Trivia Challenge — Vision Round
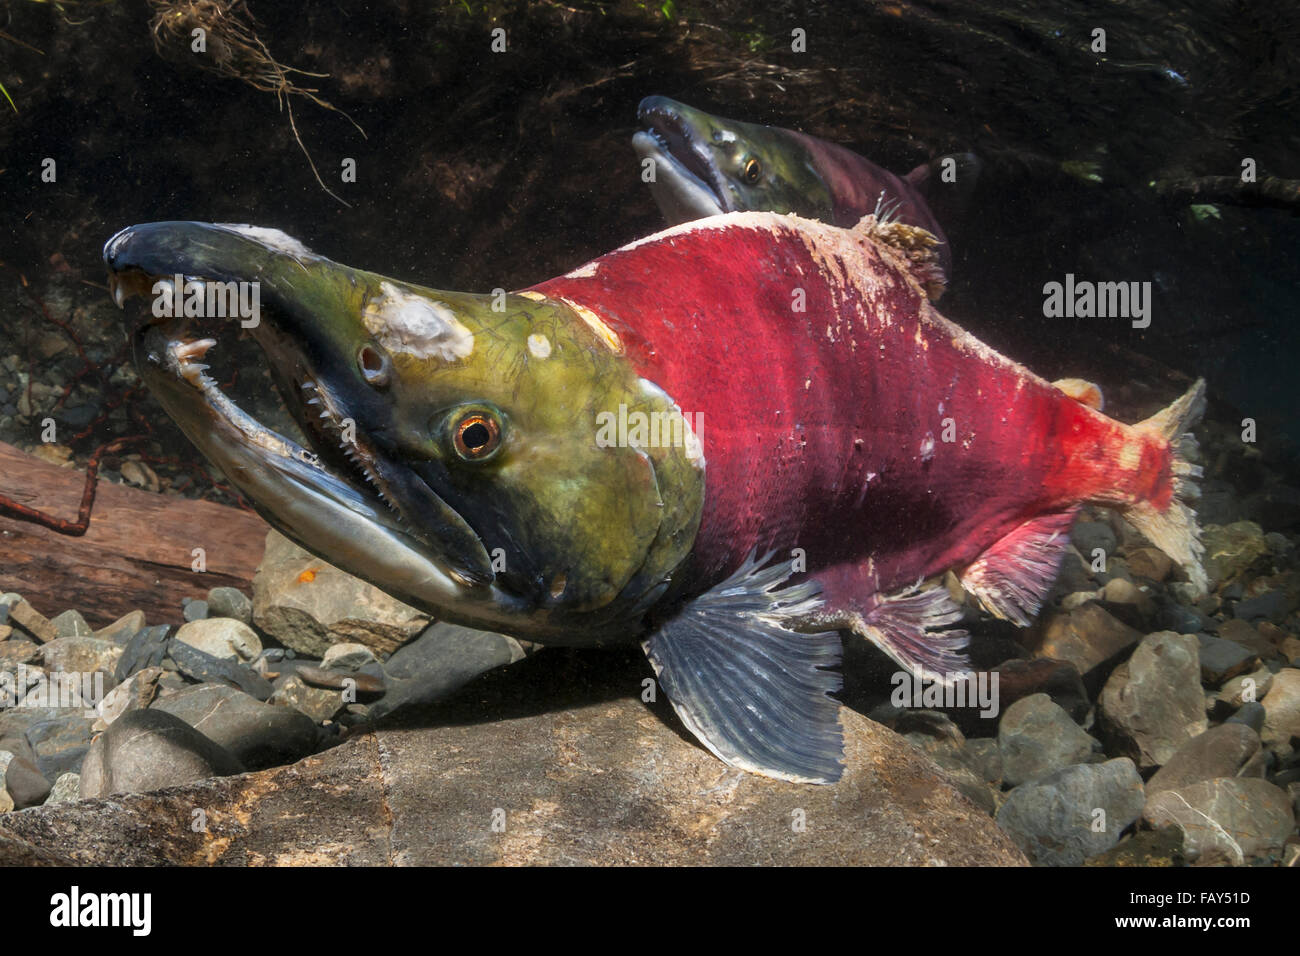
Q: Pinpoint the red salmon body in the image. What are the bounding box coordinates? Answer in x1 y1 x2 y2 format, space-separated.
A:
533 211 1203 674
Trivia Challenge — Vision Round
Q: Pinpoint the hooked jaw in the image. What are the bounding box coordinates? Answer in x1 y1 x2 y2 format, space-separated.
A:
103 222 538 633
634 96 729 223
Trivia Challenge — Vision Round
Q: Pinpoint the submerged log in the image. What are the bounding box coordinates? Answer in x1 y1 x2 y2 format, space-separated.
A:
0 441 267 628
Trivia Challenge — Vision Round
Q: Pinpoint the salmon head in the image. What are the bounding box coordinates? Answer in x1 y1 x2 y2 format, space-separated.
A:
103 222 704 641
633 96 835 224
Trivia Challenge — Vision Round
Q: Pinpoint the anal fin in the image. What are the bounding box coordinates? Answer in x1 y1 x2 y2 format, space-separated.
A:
960 508 1079 626
849 580 971 680
643 554 844 784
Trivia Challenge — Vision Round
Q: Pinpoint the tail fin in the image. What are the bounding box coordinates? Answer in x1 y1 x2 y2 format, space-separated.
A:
1125 379 1208 594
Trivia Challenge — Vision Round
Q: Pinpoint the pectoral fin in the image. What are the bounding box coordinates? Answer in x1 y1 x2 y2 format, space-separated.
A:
643 554 844 784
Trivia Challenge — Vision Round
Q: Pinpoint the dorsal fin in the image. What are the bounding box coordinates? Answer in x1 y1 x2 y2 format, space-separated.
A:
851 214 946 301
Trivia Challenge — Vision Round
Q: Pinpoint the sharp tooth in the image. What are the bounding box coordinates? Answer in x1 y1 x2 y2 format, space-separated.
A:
109 276 126 309
174 338 217 361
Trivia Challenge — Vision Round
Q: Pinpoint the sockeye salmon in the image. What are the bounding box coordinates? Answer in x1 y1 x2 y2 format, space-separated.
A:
633 95 979 287
102 214 1204 783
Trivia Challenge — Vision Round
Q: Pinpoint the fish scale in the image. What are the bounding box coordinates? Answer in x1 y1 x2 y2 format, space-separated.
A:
533 212 1155 602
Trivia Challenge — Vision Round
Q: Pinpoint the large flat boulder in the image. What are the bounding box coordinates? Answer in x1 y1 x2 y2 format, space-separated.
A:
0 650 1025 866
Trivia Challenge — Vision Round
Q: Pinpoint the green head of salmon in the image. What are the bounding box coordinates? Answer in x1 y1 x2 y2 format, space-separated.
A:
633 95 835 224
103 222 704 642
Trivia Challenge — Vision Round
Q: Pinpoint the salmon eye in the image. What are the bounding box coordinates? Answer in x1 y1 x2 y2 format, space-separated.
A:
743 157 762 184
453 413 501 460
357 344 390 388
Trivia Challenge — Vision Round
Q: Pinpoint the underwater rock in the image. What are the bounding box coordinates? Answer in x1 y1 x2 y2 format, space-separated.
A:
79 709 245 799
114 624 171 682
1234 587 1296 624
962 738 1003 787
1070 520 1117 565
1225 701 1267 733
1214 667 1273 713
1125 547 1174 583
0 747 52 809
252 531 430 657
39 636 122 685
45 772 81 806
1260 668 1300 756
26 715 95 781
93 610 146 645
1099 632 1206 770
995 758 1145 866
150 683 320 771
1145 724 1263 801
182 599 209 623
1082 826 1185 866
1196 634 1259 685
7 600 56 644
50 609 92 638
174 617 262 662
166 639 273 700
92 665 165 731
1143 778 1294 865
367 621 531 721
1215 618 1278 661
1203 522 1271 591
1031 603 1142 689
1098 578 1157 628
0 638 40 667
990 657 1090 723
206 587 253 625
268 675 345 724
997 693 1101 787
0 698 1026 866
321 642 378 671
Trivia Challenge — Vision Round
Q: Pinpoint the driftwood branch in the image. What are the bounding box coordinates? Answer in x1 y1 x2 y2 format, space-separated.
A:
0 441 268 627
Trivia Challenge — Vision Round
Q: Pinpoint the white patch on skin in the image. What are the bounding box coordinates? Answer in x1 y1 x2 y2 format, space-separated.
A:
920 433 936 461
682 415 705 470
216 224 313 260
363 282 474 361
518 290 547 301
717 130 736 143
636 378 706 471
557 296 623 354
527 333 552 359
563 261 600 279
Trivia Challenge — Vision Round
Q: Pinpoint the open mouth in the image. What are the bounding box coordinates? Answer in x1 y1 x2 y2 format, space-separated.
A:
103 222 500 611
634 99 728 218
108 266 406 538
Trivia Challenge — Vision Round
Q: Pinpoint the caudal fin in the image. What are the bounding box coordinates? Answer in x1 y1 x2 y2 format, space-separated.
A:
1124 379 1207 594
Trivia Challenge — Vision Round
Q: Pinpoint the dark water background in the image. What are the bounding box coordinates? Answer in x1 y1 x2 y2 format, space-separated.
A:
1 0 1297 478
